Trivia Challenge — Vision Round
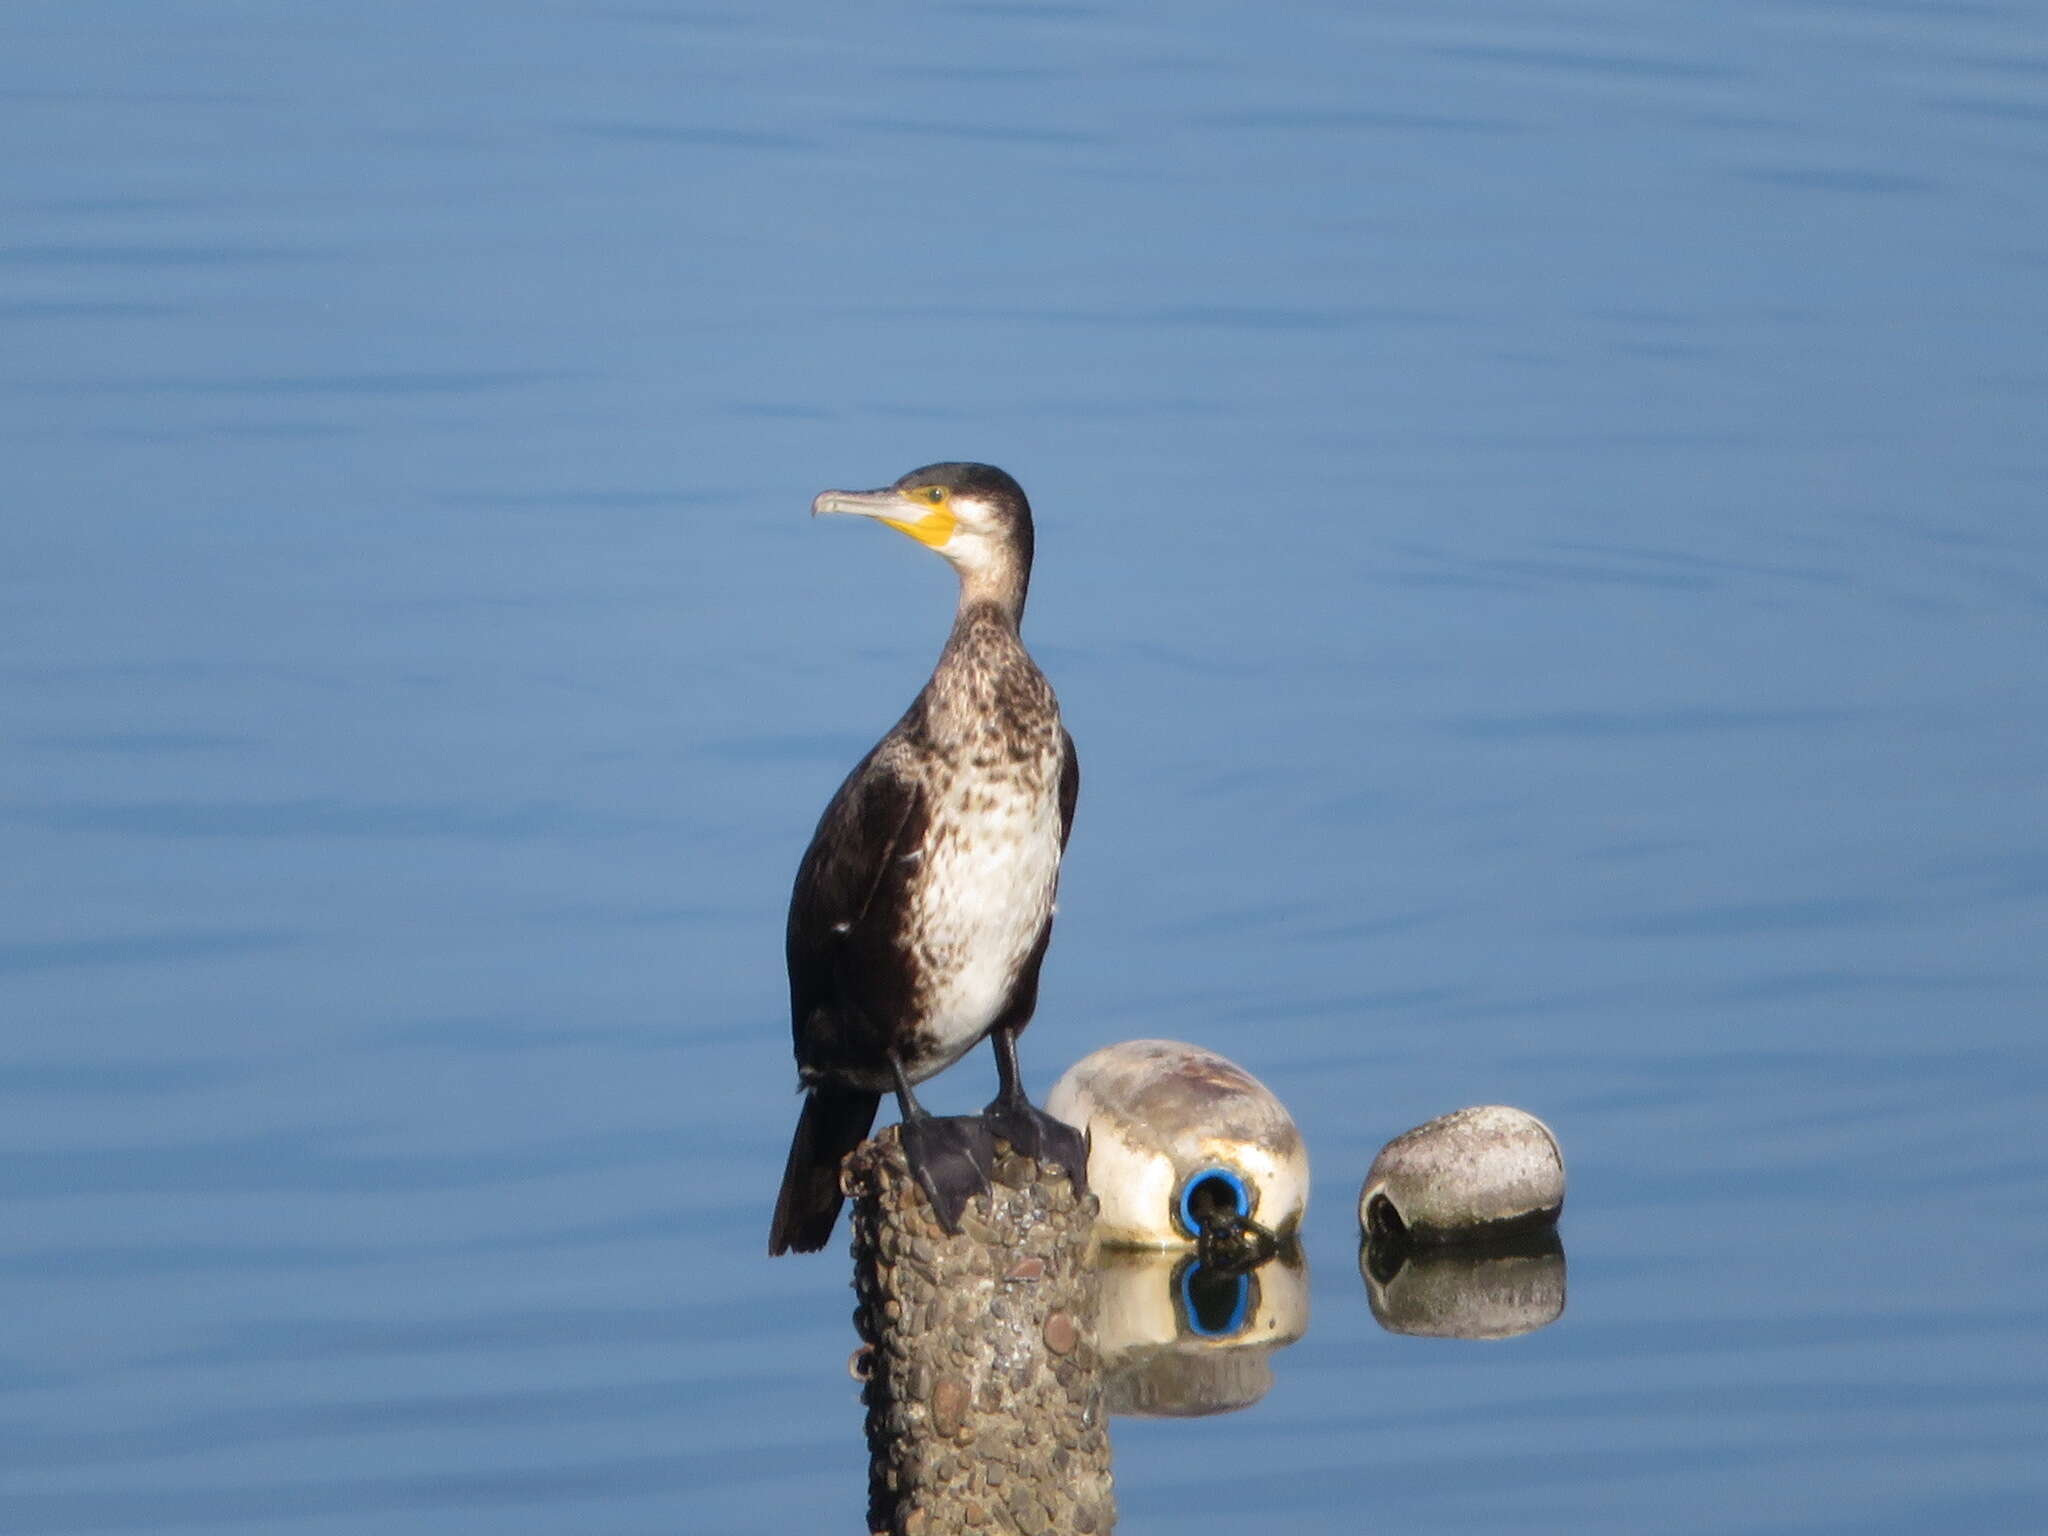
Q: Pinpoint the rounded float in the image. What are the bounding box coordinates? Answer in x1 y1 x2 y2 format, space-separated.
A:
1358 1104 1565 1245
1046 1039 1309 1250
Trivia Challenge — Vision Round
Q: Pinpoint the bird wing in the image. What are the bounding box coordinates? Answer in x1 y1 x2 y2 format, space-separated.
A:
1057 726 1079 852
785 746 928 1043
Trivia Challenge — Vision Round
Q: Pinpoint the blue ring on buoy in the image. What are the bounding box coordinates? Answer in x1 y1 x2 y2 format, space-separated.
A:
1175 1256 1255 1338
1176 1165 1252 1241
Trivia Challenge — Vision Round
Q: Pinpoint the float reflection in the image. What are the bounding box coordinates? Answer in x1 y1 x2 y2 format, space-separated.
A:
1359 1228 1566 1341
1097 1245 1310 1417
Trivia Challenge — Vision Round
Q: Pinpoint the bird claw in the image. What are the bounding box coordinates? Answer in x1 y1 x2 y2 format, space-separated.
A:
899 1113 995 1234
982 1098 1090 1195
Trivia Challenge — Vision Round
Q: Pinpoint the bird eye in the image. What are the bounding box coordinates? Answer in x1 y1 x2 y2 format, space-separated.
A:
922 487 946 505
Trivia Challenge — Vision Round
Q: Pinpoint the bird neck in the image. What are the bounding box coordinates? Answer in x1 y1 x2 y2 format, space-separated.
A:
917 549 1047 748
952 548 1029 628
924 585 1048 746
940 594 1025 669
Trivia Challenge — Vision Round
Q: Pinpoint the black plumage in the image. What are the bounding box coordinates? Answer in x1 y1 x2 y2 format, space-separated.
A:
769 463 1084 1256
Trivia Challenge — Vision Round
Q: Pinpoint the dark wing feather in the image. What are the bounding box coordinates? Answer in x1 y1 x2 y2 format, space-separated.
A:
768 1084 880 1255
1056 727 1079 851
785 744 927 1068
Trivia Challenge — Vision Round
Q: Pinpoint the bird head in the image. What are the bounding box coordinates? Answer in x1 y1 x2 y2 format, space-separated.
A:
811 463 1034 594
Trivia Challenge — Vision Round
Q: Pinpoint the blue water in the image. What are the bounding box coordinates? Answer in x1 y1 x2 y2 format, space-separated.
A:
5 2 2046 1531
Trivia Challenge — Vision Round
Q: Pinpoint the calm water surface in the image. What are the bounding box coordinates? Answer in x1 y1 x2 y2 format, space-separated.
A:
5 3 2046 1532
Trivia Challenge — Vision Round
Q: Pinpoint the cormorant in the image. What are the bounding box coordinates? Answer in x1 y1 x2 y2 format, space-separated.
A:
768 462 1085 1256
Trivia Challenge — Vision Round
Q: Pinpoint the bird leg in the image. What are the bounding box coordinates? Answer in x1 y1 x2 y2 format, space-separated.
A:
891 1055 993 1235
981 1026 1089 1193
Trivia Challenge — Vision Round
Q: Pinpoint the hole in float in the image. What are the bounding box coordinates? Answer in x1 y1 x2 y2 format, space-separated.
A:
1177 1166 1253 1241
1364 1192 1408 1243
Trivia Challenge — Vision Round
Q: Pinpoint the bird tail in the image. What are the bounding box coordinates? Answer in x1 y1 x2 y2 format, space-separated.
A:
768 1087 882 1255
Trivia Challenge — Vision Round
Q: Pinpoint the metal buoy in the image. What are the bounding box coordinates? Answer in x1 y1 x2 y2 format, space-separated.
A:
1047 1039 1309 1252
1358 1105 1564 1245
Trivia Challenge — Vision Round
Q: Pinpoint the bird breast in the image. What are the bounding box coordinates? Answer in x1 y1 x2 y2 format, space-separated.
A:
902 761 1064 1072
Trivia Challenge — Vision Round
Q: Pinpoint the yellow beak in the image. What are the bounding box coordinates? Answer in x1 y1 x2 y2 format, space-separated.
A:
811 488 956 549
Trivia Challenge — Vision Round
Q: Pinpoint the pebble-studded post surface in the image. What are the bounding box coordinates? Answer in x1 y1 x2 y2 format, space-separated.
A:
846 1125 1115 1536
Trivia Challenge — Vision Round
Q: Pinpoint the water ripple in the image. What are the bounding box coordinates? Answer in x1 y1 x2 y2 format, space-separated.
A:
0 1443 841 1533
3 799 646 841
1440 706 1858 740
0 931 298 975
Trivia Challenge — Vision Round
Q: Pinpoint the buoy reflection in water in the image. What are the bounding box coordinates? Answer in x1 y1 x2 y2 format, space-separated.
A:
1095 1246 1310 1418
1359 1228 1566 1341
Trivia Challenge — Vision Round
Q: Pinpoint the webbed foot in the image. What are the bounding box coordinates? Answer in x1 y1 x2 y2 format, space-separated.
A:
982 1095 1090 1195
898 1112 995 1234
